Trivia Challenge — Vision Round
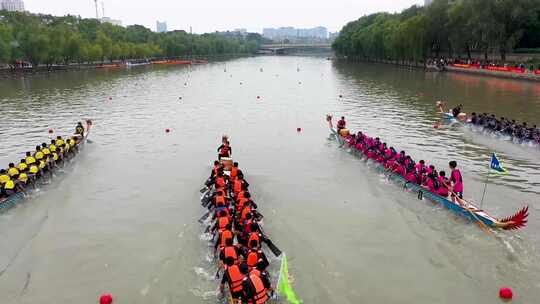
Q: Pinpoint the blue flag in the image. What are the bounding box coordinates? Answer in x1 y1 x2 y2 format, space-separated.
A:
490 153 507 173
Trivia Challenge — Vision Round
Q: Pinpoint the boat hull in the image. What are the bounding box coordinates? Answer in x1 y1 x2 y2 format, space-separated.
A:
0 136 87 213
331 128 509 229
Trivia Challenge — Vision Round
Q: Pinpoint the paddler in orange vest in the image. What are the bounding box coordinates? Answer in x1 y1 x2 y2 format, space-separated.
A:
211 190 230 208
232 173 249 195
220 258 248 302
212 209 232 234
230 162 240 180
214 171 229 191
217 141 231 160
214 223 234 255
244 239 269 271
242 267 271 304
219 237 241 265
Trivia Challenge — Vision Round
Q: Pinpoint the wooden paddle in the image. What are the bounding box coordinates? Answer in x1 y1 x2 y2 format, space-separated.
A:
450 191 493 236
198 211 211 223
258 226 282 257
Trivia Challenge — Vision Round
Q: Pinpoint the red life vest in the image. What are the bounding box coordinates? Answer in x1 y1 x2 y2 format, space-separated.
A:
248 274 269 304
226 264 244 293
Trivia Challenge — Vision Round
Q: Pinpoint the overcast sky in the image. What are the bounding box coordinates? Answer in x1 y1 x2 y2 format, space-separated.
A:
25 0 424 33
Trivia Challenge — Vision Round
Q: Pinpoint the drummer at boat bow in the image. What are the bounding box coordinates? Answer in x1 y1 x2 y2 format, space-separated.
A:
218 141 232 160
337 116 346 131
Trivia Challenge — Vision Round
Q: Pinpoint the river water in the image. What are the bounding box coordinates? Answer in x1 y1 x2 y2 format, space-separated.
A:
1 57 539 303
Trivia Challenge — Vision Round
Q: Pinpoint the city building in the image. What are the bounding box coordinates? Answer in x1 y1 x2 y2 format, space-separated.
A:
156 21 167 33
0 0 25 12
262 26 328 40
329 31 340 41
101 17 122 26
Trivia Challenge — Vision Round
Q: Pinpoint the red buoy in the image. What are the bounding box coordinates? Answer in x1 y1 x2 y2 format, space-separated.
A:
48 129 54 134
257 96 261 99
433 124 439 129
108 97 112 100
165 128 171 133
297 128 302 132
99 294 113 304
499 288 513 300
339 95 343 98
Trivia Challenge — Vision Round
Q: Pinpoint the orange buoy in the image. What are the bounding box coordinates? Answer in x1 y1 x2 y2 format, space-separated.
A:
48 129 54 134
499 288 513 300
99 294 113 304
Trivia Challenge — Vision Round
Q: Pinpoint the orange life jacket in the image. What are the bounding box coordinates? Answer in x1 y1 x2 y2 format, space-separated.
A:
223 246 238 263
248 232 261 248
220 230 233 248
248 274 269 304
241 206 252 222
218 216 230 231
226 265 244 293
250 269 261 278
216 177 226 188
233 180 243 193
247 249 260 268
231 167 238 179
236 198 249 212
216 195 226 206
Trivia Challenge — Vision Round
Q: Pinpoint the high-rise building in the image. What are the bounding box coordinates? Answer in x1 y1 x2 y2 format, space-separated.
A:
0 0 25 12
156 21 167 33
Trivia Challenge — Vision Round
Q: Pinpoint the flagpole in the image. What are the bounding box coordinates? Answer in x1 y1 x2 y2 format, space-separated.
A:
480 168 490 209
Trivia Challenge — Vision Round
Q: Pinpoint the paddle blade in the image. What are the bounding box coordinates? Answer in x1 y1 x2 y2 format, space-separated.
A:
199 187 208 193
205 225 211 234
198 211 210 223
278 254 301 304
263 238 282 257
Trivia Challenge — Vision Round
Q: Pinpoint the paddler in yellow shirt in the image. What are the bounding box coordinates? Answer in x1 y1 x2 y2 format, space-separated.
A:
8 163 19 177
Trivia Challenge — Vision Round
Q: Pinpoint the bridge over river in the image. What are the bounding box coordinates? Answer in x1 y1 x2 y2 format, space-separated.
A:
258 43 333 55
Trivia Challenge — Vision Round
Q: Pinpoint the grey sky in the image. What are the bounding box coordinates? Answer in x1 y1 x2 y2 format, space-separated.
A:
25 0 423 33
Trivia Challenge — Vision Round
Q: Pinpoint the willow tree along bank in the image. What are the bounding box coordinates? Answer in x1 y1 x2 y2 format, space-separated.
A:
332 0 540 62
0 11 266 67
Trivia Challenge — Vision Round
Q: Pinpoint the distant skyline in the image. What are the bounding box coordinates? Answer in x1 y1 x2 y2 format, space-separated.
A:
23 0 424 33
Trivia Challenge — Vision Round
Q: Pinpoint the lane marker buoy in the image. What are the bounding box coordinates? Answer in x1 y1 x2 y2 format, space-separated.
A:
99 294 113 304
499 287 513 300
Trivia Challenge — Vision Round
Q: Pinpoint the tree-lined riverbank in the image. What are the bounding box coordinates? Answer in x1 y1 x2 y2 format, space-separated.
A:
0 11 266 68
333 0 540 62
